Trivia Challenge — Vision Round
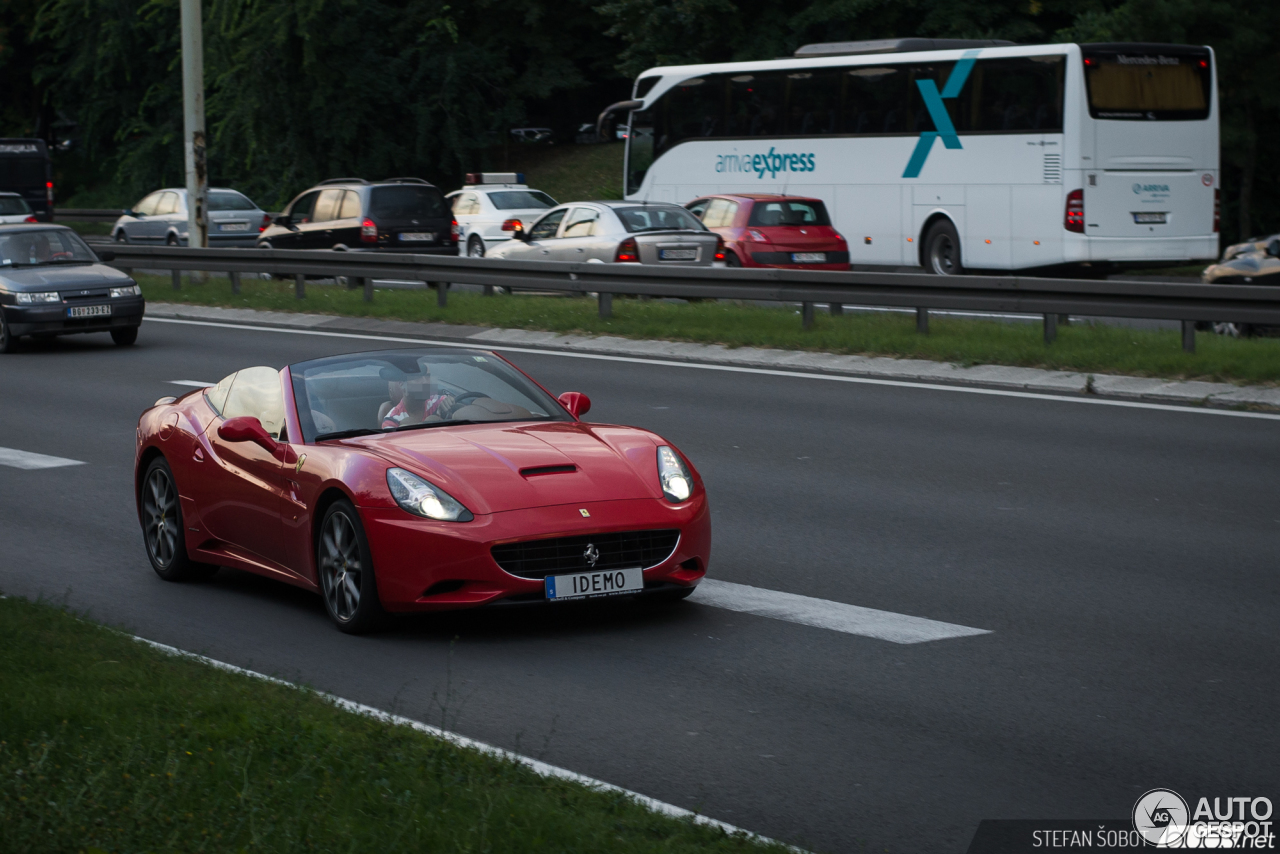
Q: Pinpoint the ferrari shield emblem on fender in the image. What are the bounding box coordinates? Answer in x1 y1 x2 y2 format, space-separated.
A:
294 454 307 474
579 508 590 517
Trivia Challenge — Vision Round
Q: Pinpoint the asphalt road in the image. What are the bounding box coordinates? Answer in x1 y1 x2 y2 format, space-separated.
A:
1 320 1276 853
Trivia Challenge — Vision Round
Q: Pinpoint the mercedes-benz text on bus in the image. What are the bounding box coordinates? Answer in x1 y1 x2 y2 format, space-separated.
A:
612 39 1218 274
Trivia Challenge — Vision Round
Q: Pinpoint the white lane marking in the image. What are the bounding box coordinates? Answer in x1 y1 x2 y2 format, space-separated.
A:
144 316 1280 422
0 447 86 470
694 579 991 644
132 636 802 852
169 379 214 387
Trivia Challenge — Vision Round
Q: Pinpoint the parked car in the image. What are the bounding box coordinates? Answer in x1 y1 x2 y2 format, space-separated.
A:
1198 235 1280 337
0 224 144 353
112 188 269 246
510 127 553 144
259 178 457 254
0 191 38 224
447 173 558 258
684 194 849 270
486 201 723 265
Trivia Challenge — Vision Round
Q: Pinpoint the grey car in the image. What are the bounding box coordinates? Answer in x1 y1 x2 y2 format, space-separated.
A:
485 201 722 265
0 224 144 353
111 187 268 247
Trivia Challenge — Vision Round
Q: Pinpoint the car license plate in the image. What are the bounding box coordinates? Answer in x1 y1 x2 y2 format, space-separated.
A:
659 248 697 261
545 567 643 601
399 232 435 242
791 252 827 263
1132 212 1167 224
219 222 250 232
67 305 110 319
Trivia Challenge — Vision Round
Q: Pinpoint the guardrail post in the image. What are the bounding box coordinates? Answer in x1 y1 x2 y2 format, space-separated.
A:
599 292 613 319
1181 321 1196 354
171 269 181 291
229 271 240 295
802 302 815 330
362 277 373 303
1043 312 1057 344
830 303 843 316
916 307 928 334
294 273 305 299
435 282 447 308
1058 313 1070 326
484 285 494 297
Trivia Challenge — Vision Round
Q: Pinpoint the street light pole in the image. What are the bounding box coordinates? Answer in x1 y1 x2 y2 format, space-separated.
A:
180 0 207 249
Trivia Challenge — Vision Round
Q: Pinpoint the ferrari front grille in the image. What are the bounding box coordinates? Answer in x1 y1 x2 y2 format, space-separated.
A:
491 529 680 579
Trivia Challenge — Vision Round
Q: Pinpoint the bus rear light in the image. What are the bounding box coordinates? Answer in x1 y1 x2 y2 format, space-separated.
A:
451 218 460 242
361 218 378 243
713 235 726 262
1213 189 1220 232
501 219 522 232
1064 189 1085 233
615 237 639 262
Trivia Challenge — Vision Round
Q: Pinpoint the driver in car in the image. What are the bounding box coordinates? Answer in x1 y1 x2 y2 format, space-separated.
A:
381 369 456 429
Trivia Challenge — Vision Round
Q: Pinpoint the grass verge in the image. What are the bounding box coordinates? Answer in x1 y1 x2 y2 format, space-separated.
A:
0 594 785 853
501 142 625 202
137 273 1280 385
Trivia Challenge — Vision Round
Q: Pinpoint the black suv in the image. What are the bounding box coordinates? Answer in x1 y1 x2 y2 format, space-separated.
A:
259 178 458 253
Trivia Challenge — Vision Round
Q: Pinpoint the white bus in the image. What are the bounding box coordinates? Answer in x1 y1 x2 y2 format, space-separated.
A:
607 38 1218 274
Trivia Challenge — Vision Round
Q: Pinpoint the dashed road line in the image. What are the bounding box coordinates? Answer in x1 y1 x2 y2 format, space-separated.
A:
0 447 86 470
694 579 991 644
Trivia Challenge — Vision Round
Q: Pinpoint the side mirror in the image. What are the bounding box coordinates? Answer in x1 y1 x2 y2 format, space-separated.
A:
96 249 115 262
130 211 144 219
1268 238 1280 258
513 227 531 242
273 214 292 227
558 392 591 418
218 416 280 453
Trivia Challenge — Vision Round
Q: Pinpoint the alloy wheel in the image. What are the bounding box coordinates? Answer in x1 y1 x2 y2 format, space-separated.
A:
929 234 958 275
143 467 179 567
320 510 362 622
468 238 485 258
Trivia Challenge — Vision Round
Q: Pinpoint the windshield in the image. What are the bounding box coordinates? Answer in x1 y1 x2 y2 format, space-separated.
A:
0 229 97 267
369 186 447 220
208 190 257 211
289 349 571 443
615 205 706 233
488 190 557 211
748 199 831 227
0 196 32 215
1083 49 1212 120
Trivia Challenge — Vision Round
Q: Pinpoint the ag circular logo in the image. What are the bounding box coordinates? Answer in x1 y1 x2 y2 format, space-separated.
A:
1132 182 1143 194
1133 788 1189 846
1202 173 1214 186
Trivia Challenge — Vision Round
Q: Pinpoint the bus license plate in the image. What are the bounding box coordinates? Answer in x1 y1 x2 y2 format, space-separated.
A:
219 222 250 231
399 232 435 242
792 252 826 263
659 248 697 260
67 305 111 319
1132 212 1166 224
545 567 643 601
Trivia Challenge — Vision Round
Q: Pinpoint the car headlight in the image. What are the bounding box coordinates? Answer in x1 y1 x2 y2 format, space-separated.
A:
15 291 60 304
386 467 473 522
110 284 142 298
656 445 693 502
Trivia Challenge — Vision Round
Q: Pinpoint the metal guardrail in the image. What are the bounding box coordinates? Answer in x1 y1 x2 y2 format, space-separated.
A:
104 244 1271 353
55 208 126 222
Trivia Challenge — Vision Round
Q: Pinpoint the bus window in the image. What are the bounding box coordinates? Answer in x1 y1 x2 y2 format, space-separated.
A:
626 118 654 196
960 57 1065 132
666 77 722 144
785 71 842 135
841 67 909 134
1083 50 1211 120
726 73 785 136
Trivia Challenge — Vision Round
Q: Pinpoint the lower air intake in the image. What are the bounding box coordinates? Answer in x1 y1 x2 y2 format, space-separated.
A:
492 529 681 579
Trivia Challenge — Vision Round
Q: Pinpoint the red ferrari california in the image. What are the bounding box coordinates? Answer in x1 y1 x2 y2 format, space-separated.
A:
135 348 710 632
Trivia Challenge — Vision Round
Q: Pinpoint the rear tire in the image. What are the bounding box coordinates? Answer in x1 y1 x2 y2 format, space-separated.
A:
115 230 129 244
317 499 387 634
723 251 741 267
467 236 486 258
923 220 963 275
166 233 179 247
141 457 218 582
111 326 139 346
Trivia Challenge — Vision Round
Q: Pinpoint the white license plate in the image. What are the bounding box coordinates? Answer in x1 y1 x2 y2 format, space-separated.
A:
545 567 643 601
659 248 697 261
219 222 250 232
399 232 435 242
67 305 111 318
1133 212 1167 224
791 252 826 263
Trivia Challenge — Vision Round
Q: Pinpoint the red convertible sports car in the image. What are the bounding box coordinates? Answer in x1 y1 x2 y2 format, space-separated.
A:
135 348 710 632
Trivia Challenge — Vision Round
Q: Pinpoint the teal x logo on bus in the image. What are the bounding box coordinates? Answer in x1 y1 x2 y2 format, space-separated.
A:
903 50 981 179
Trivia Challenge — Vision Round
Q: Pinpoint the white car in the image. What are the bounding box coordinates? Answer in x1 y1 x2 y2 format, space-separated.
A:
0 192 36 224
111 187 269 247
447 174 558 258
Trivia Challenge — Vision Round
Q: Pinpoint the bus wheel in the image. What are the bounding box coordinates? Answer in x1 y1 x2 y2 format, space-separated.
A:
924 220 963 275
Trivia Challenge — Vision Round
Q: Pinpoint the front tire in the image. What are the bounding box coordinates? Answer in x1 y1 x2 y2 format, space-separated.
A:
723 250 741 267
467 236 486 258
0 311 18 354
111 326 139 346
923 220 963 275
317 499 387 633
142 457 217 582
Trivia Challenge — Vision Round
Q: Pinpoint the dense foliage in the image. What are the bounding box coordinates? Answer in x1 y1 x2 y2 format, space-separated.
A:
0 0 1276 239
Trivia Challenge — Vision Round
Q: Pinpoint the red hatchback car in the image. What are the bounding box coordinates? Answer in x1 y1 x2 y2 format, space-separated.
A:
135 348 710 633
685 194 849 271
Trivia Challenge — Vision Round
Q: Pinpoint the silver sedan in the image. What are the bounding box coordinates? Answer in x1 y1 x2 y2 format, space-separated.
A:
112 187 269 247
485 201 723 265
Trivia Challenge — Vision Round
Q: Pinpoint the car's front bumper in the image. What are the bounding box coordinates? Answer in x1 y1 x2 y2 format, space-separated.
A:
2 296 145 336
360 495 711 612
